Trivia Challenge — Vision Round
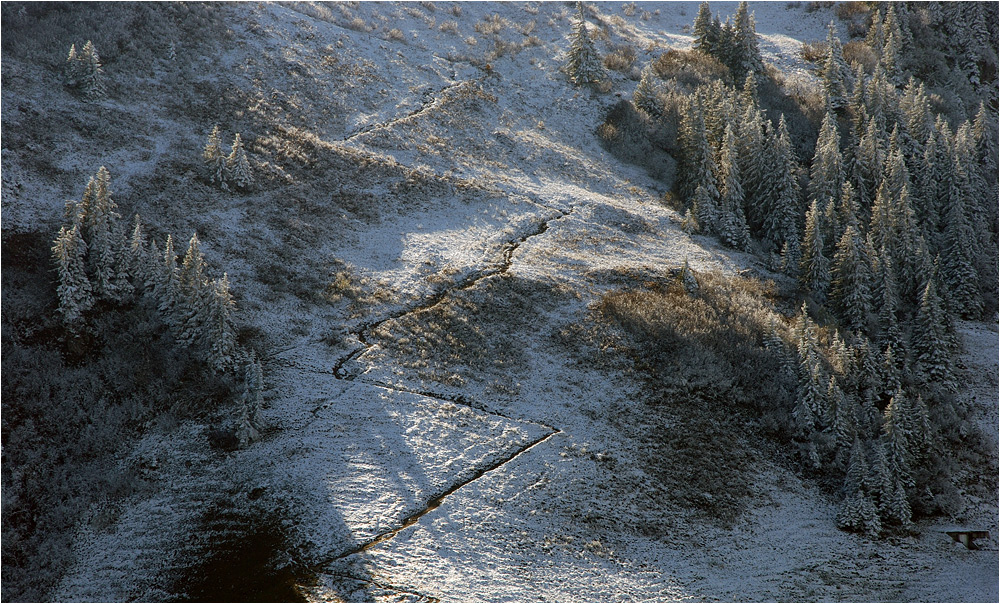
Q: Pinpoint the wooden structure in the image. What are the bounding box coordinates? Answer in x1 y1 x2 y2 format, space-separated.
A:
945 530 989 550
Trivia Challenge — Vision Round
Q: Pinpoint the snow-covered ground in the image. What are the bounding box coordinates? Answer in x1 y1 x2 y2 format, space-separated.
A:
4 1 996 601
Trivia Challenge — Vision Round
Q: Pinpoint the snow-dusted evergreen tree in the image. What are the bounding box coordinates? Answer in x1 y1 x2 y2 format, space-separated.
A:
716 124 751 250
763 114 802 260
64 43 84 85
736 94 767 232
793 306 830 436
225 133 254 190
127 214 151 293
236 354 264 446
52 224 94 327
831 224 870 332
837 437 882 537
829 376 856 455
155 234 182 324
873 246 902 357
852 117 884 212
176 233 209 347
913 272 955 390
678 97 721 227
692 1 718 55
77 40 106 101
633 65 662 117
880 388 914 527
203 125 228 189
82 166 131 302
691 182 718 235
799 200 829 301
566 2 605 85
809 110 844 214
941 162 982 319
206 273 238 372
730 1 762 81
820 21 849 110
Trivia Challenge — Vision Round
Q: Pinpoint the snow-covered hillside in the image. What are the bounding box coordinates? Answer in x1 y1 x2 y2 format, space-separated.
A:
2 2 997 601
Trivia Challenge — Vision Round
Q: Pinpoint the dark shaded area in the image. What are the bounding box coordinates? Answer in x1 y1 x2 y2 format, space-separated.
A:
172 501 314 603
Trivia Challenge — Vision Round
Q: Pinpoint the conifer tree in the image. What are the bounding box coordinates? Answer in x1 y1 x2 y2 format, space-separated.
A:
52 224 94 327
225 133 254 190
941 163 982 318
203 125 228 188
799 200 829 300
809 110 844 215
837 437 882 537
831 225 871 332
692 2 718 55
65 43 84 85
913 272 955 390
736 100 766 233
716 124 751 250
176 233 208 346
691 183 718 235
882 388 914 489
206 273 238 372
852 116 884 212
678 98 719 210
236 354 264 446
78 40 106 101
764 114 802 257
820 22 849 110
633 65 662 117
730 1 762 81
155 234 182 324
566 2 605 85
127 214 150 292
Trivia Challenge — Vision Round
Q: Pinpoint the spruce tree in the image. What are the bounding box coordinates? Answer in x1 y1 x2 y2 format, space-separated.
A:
837 437 882 537
206 273 238 372
236 355 264 446
225 133 254 190
566 2 605 85
809 110 844 216
203 125 228 188
731 1 762 81
941 162 983 318
736 100 766 233
633 65 662 117
831 224 871 332
155 234 182 324
799 199 829 301
913 272 955 390
882 388 914 489
765 115 802 258
820 22 849 110
52 224 94 327
716 124 751 250
78 40 106 101
691 183 719 235
692 1 717 55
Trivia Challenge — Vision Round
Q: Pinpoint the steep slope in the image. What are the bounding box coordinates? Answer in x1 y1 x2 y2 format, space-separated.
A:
2 2 996 602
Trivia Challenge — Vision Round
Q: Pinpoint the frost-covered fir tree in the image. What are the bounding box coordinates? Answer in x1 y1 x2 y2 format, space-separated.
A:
225 133 254 190
692 1 718 55
633 65 662 117
203 125 228 189
77 40 106 101
799 200 829 301
941 160 982 318
831 225 871 332
83 167 130 302
127 214 151 293
736 98 767 232
206 273 238 372
690 183 718 235
155 234 182 325
566 2 605 85
837 437 882 537
809 110 844 214
64 43 84 85
820 21 849 110
678 98 719 208
730 2 762 81
52 224 94 327
764 115 801 260
913 272 955 391
236 354 264 446
176 233 209 347
716 124 751 250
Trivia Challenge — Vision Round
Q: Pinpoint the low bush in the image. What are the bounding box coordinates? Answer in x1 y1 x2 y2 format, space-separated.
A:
652 49 731 89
